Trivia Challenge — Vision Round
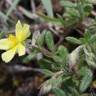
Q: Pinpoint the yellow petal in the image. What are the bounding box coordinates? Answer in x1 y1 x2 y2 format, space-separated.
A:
17 43 26 56
1 47 17 63
8 34 16 42
16 20 30 42
0 39 12 50
16 20 23 41
8 34 17 48
22 24 30 40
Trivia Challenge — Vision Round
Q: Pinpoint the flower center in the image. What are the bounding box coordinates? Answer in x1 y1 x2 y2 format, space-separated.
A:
8 34 17 48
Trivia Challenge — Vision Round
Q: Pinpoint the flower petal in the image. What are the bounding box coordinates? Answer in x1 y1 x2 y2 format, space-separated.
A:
16 20 30 42
16 20 23 41
8 34 17 48
22 24 30 40
17 43 26 56
0 39 12 50
1 47 17 63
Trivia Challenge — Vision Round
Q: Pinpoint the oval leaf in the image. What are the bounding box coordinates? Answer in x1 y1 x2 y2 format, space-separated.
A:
66 37 81 44
45 31 55 51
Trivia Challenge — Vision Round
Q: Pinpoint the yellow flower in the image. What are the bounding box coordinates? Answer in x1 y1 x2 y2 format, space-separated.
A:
0 20 30 63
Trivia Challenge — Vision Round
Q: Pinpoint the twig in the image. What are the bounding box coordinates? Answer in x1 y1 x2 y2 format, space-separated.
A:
18 6 38 19
31 0 36 13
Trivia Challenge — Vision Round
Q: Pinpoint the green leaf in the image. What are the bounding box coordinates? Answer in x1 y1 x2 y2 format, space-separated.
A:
39 59 54 70
79 38 87 44
52 55 63 63
66 37 81 44
52 88 66 96
37 31 45 47
41 69 53 77
84 4 93 13
81 94 90 96
56 45 68 63
83 32 91 42
77 1 85 20
51 76 63 87
23 50 37 63
60 0 76 8
45 31 55 51
69 87 80 96
89 34 96 43
57 45 68 57
37 13 63 25
79 67 93 92
41 0 53 17
83 46 96 68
